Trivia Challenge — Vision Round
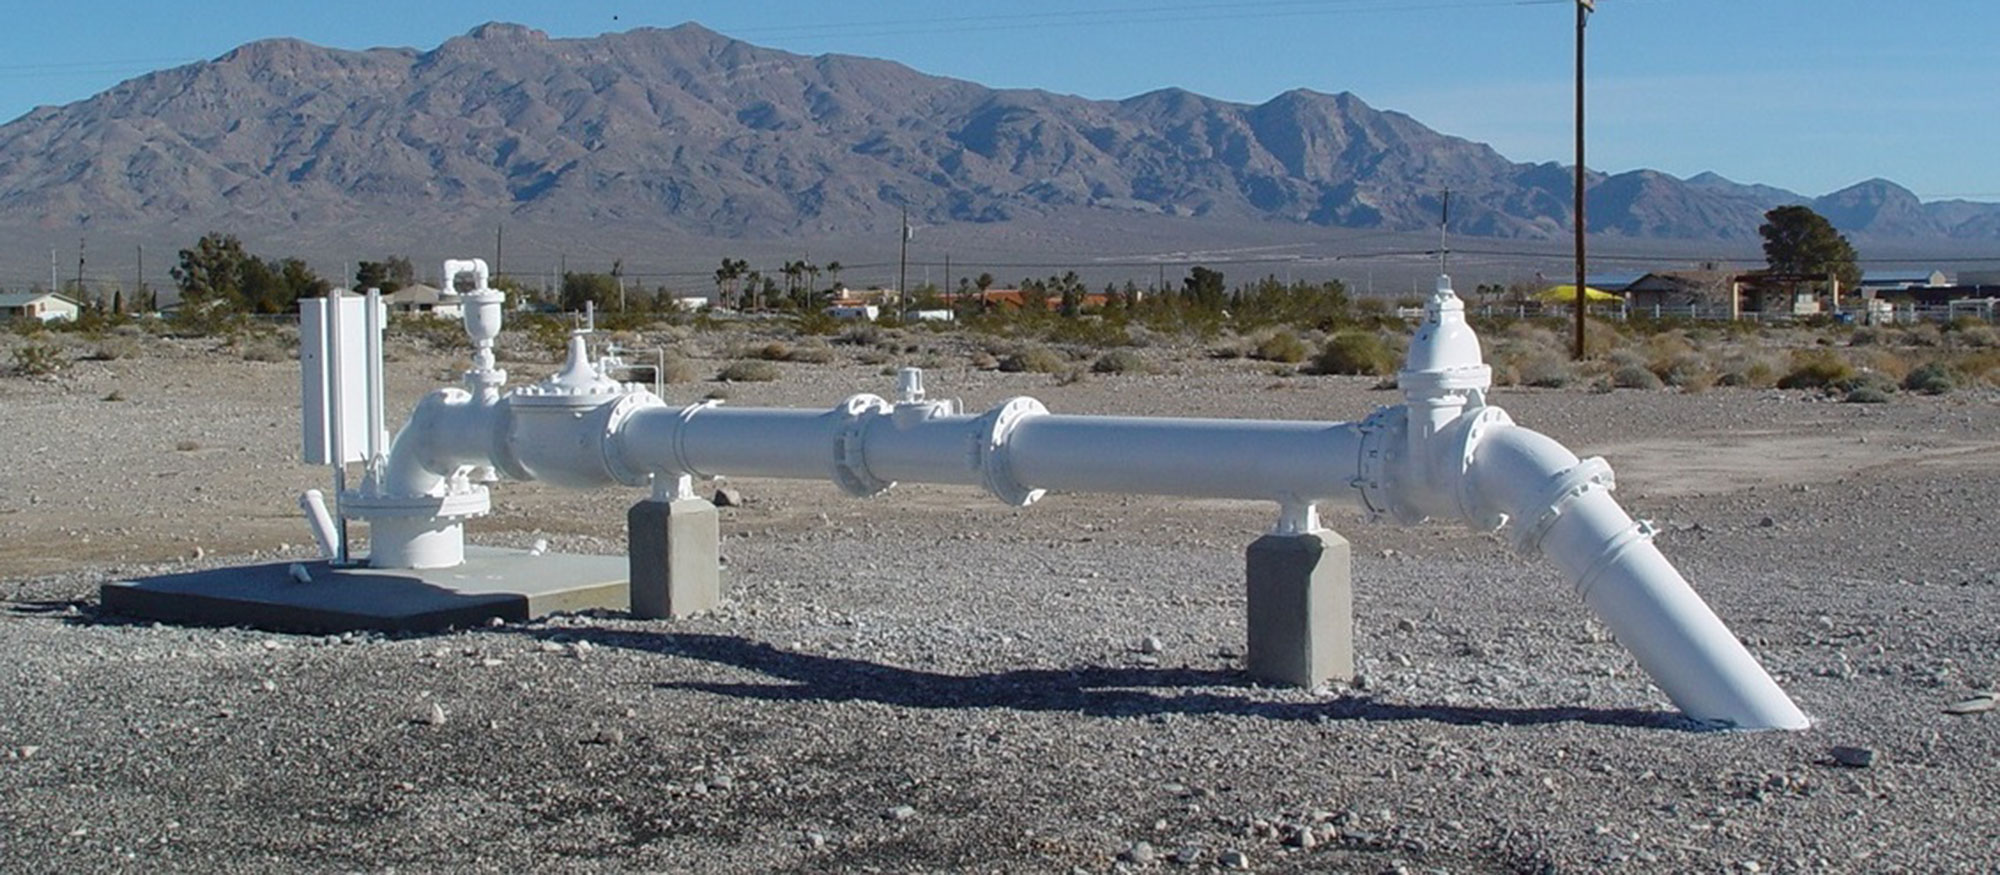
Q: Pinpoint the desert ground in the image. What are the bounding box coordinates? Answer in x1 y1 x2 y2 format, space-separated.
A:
1 323 1997 872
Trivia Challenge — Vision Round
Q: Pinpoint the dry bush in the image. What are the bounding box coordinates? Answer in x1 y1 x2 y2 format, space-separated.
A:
1517 354 1576 388
1952 351 2000 387
1855 348 1913 382
1657 352 1715 392
756 341 792 361
1611 363 1664 390
1777 350 1855 390
1313 331 1398 376
1091 349 1155 375
785 341 837 364
1902 361 1956 395
998 345 1067 374
1251 328 1310 364
660 356 700 384
716 360 781 382
1717 351 1784 388
968 350 1000 370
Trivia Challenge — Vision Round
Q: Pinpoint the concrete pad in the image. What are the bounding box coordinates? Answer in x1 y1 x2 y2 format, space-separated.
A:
1245 529 1354 688
628 497 721 619
99 547 628 633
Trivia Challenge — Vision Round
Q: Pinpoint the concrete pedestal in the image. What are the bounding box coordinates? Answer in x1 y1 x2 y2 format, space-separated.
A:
1245 529 1353 688
628 497 721 619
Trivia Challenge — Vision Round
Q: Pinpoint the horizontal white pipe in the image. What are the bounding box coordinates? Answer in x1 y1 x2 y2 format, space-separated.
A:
620 406 837 482
1007 415 1364 503
1469 425 1810 730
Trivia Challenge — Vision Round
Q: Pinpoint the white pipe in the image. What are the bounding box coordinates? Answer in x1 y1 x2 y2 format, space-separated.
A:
342 264 1810 728
299 489 338 558
1466 425 1810 729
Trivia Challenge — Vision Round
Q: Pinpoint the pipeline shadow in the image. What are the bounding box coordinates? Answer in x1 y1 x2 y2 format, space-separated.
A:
516 626 1704 731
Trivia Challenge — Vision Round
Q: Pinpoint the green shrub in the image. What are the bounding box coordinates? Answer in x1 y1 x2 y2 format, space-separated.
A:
1901 361 1955 395
10 342 65 376
716 360 781 382
1656 352 1714 391
1836 370 1897 400
1314 331 1396 376
1090 349 1153 374
1776 350 1855 390
1252 329 1310 364
1844 384 1892 404
998 346 1067 374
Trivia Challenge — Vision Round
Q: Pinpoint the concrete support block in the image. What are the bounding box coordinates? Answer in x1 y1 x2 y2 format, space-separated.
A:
1245 529 1353 688
628 497 721 619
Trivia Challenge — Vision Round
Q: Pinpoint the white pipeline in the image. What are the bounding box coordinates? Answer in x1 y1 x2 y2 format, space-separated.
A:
338 268 1809 730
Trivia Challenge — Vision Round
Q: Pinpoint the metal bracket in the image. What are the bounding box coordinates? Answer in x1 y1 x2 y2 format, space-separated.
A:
831 394 895 497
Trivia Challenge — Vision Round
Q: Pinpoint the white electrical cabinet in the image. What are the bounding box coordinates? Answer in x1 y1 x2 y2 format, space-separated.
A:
300 294 384 465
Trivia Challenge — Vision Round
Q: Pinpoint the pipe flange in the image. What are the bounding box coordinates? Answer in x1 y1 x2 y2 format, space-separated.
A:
599 391 666 487
1572 518 1658 601
973 397 1047 507
1450 406 1516 531
341 485 491 522
1354 405 1410 523
1509 456 1616 555
831 394 895 497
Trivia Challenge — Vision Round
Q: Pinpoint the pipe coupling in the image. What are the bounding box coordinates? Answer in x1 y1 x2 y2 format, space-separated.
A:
831 394 895 497
971 397 1047 507
1503 456 1616 555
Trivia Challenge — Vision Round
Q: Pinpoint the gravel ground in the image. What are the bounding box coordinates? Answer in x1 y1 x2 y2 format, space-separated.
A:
2 329 1998 872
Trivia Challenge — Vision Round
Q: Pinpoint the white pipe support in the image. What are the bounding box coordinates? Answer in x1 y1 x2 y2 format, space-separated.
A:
1463 422 1810 730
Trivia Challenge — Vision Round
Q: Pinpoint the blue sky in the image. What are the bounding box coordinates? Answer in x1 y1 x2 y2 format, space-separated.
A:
6 0 1997 201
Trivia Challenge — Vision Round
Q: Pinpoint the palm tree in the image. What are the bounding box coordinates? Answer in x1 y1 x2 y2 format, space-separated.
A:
825 261 843 293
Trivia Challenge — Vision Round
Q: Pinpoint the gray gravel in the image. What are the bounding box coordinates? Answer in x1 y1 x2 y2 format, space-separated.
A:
2 331 1998 872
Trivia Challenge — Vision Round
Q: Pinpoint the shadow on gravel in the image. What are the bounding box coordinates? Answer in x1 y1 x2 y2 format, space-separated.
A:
523 627 1702 731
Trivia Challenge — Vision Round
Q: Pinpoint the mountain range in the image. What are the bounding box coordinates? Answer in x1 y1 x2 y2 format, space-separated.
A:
1 21 1995 259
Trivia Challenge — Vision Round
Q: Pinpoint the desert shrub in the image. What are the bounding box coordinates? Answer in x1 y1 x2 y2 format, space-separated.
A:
87 336 141 361
1208 335 1251 360
1090 349 1153 374
1836 370 1897 399
1950 323 1999 348
1611 363 1664 390
969 351 1000 370
757 341 792 361
1904 323 1943 347
857 349 895 366
1848 326 1883 346
1902 361 1956 395
785 341 837 364
660 356 700 384
1717 352 1781 388
10 342 65 376
998 346 1067 374
1314 331 1396 376
1657 352 1714 391
835 322 882 346
1252 329 1310 364
1951 351 2000 387
1053 368 1089 386
1776 350 1855 390
716 360 781 382
1518 354 1576 388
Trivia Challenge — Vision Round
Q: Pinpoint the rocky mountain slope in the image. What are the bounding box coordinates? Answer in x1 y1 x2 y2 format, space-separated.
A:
1 21 1994 243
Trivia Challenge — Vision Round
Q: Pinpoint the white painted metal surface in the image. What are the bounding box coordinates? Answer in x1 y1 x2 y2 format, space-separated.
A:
327 262 1810 729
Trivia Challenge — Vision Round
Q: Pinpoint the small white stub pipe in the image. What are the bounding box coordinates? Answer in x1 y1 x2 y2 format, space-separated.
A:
328 263 1811 729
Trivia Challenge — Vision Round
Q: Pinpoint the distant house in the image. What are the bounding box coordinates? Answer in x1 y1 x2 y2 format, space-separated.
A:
1623 270 1733 311
1859 270 1949 296
384 283 462 319
0 292 81 323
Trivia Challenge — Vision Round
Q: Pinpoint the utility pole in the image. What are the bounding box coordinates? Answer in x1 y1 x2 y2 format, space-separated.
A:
897 207 910 303
494 224 504 277
76 236 87 298
1573 0 1594 361
135 245 144 312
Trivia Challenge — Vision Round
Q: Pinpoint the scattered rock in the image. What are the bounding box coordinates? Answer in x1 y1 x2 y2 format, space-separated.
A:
1121 841 1156 864
1171 845 1204 865
1828 746 1875 768
886 805 916 821
1219 849 1251 870
1138 635 1164 655
1758 516 1776 528
1943 693 1998 715
421 702 447 727
713 487 744 507
591 727 625 745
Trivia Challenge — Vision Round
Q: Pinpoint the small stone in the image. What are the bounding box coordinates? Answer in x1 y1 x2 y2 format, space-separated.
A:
260 679 277 692
1219 849 1251 870
886 805 916 821
1121 841 1156 864
1172 845 1204 865
1943 693 1998 715
805 831 827 850
1828 746 1874 768
16 745 41 760
1139 635 1164 655
1395 618 1417 634
486 616 506 628
1287 827 1317 850
710 774 734 790
1758 516 1776 528
423 702 447 726
713 487 744 507
592 727 624 745
569 640 594 658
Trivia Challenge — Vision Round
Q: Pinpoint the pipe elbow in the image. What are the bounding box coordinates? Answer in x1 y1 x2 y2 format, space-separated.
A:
1464 423 1615 555
381 387 503 497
